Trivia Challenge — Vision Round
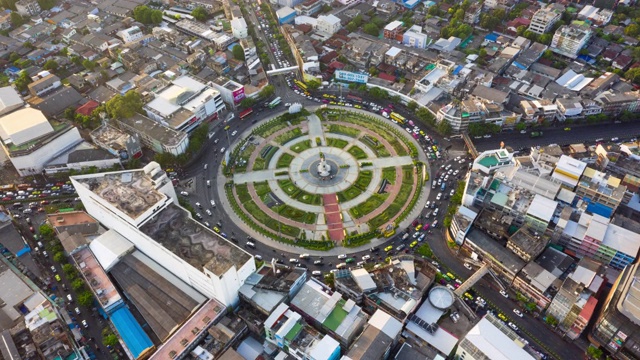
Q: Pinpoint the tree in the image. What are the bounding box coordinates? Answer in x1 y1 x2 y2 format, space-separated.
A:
363 23 379 36
625 24 640 37
10 12 24 27
232 45 245 61
545 315 559 327
62 264 75 274
307 80 320 90
437 120 453 135
133 5 163 24
587 346 603 360
53 252 66 263
515 122 527 131
71 278 85 291
239 97 256 109
77 290 94 307
82 59 96 71
103 334 119 347
191 7 208 21
258 84 275 99
625 67 640 84
542 49 553 60
43 59 58 71
39 224 55 240
105 91 143 119
407 101 418 111
539 33 553 45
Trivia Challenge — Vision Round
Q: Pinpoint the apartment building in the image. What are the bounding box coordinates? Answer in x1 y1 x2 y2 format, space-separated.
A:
117 26 143 43
550 23 592 59
383 20 404 40
528 4 564 35
15 0 40 16
316 14 341 36
575 167 626 217
595 91 640 116
455 313 535 360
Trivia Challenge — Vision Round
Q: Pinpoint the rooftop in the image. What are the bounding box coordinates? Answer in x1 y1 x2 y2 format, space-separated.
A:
467 227 526 275
0 86 23 115
140 203 252 276
526 194 558 222
73 169 167 219
462 315 535 360
0 107 52 146
508 227 548 258
72 247 122 311
0 259 35 328
603 222 640 256
118 114 187 147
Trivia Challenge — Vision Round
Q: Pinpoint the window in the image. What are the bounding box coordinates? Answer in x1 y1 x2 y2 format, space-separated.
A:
169 351 177 359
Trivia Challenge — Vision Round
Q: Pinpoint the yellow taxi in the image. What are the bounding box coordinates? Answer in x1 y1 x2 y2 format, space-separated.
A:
410 241 418 248
384 245 393 252
55 274 61 282
213 227 221 233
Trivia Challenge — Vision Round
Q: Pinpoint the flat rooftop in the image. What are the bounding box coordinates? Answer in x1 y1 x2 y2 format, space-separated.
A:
140 204 252 276
71 247 122 311
467 227 526 276
74 170 166 219
47 211 97 228
118 114 187 147
91 125 130 152
0 259 35 328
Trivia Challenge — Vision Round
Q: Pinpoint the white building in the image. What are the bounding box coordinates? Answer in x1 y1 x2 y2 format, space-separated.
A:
70 163 256 306
551 155 587 189
209 77 245 107
528 4 564 35
230 18 248 39
0 86 24 116
316 14 341 36
456 314 535 360
403 25 429 49
144 75 225 133
550 24 592 59
0 108 83 176
117 26 143 43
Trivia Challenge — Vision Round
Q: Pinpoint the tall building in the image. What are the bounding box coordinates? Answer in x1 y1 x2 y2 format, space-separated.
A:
402 25 429 49
15 0 40 16
550 23 592 59
316 14 341 36
575 167 626 217
590 261 640 358
551 155 587 189
70 163 256 306
456 313 535 360
230 18 248 39
528 4 564 35
117 26 143 43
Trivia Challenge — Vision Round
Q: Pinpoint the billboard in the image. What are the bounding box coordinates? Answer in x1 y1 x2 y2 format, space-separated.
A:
232 87 245 104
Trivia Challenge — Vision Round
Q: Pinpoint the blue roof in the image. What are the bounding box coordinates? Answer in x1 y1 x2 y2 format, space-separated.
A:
452 65 463 75
586 202 613 219
484 33 499 42
111 308 153 359
513 61 527 70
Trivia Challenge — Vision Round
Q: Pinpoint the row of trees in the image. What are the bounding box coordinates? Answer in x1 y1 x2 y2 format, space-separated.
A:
132 5 163 25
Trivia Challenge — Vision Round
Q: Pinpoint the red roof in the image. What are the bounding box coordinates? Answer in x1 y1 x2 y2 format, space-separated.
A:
578 296 598 321
378 73 396 82
507 18 531 28
328 61 345 70
76 100 99 116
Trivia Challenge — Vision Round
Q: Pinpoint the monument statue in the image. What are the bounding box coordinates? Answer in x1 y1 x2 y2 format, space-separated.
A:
317 151 331 177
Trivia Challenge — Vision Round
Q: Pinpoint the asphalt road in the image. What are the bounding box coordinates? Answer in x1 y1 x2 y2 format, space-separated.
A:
473 121 640 152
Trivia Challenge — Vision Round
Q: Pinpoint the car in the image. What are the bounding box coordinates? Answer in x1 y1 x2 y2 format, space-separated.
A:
500 290 509 298
450 189 455 196
55 274 61 281
513 309 523 317
415 224 422 231
67 294 73 302
483 134 492 138
195 202 202 208
50 266 56 273
337 254 347 259
418 233 426 241
476 296 485 305
425 201 431 208
180 191 189 196
508 322 519 331
436 193 442 200
520 130 527 134
410 241 418 248
231 130 238 137
204 221 210 227
446 284 456 291
612 137 620 142
220 147 226 153
205 209 212 216
413 231 421 239
210 200 216 207
299 253 310 259
396 244 405 251
369 246 379 252
75 307 81 315
384 245 393 252
207 180 211 187
213 227 220 233
498 313 508 321
43 250 48 257
362 255 371 261
564 127 571 131
314 260 324 265
464 263 472 270
82 320 89 328
289 258 299 263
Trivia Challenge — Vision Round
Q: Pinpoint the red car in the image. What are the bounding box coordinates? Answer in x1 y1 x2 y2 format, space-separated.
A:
29 227 34 233
2 196 11 201
423 223 430 231
55 182 64 186
39 194 47 198
40 200 49 205
412 220 419 227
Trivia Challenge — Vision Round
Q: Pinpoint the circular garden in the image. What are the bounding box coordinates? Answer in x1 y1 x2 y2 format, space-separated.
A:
223 108 427 250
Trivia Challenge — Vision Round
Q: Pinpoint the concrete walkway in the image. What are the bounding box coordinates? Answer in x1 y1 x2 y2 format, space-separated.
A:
307 114 326 146
370 156 414 168
234 170 289 184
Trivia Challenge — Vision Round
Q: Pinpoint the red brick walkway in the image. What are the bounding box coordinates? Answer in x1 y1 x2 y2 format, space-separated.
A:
323 194 344 242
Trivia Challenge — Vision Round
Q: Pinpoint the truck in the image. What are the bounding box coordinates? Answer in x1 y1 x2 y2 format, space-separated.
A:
530 131 543 138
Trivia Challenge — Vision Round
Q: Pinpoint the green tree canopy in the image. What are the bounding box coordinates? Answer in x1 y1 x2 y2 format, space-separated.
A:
191 7 208 21
407 101 418 111
363 23 379 36
37 0 56 10
62 264 75 275
71 278 85 291
103 334 119 347
10 12 24 27
82 59 96 71
39 224 55 240
43 59 58 71
53 252 66 263
239 97 256 109
625 67 640 84
77 290 94 307
625 23 640 37
437 120 453 135
258 84 275 99
105 91 143 119
232 45 245 61
133 5 163 24
307 80 321 90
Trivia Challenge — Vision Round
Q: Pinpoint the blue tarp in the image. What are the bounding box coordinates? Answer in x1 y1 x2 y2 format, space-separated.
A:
513 61 527 70
452 65 463 75
110 308 153 359
484 33 499 42
577 54 596 64
16 245 30 257
586 202 613 218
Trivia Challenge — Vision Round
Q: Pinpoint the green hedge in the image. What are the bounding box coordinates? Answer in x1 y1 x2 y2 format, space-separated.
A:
347 145 368 160
276 153 295 168
343 231 379 248
326 137 349 148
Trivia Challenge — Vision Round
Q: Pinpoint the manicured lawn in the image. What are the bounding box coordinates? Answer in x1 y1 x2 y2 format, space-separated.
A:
274 127 303 145
253 157 265 170
350 194 388 218
235 184 252 203
326 137 349 148
291 139 312 153
382 167 396 184
354 170 373 190
243 200 300 237
347 145 368 160
276 153 295 168
254 181 271 197
278 179 322 205
273 204 317 224
328 124 360 137
361 135 391 157
337 187 363 203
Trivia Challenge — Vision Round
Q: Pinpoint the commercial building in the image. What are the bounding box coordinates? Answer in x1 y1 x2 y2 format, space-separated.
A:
276 7 297 25
15 0 40 16
450 206 478 245
595 91 640 116
463 228 526 283
590 261 640 358
511 261 558 311
383 21 404 40
335 70 369 84
70 163 256 306
316 15 341 36
455 313 535 360
230 18 248 39
402 25 429 49
117 26 143 43
117 113 189 155
239 264 307 315
265 303 341 360
209 77 245 107
344 310 403 360
294 0 322 16
528 4 564 35
144 75 225 133
90 124 142 160
575 167 626 217
0 108 83 176
550 23 592 59
506 226 548 262
0 86 24 116
551 155 587 189
289 278 368 347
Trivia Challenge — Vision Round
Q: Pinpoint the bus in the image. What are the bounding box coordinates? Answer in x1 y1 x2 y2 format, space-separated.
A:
346 94 362 103
294 80 307 92
239 108 253 120
268 97 282 108
390 112 405 124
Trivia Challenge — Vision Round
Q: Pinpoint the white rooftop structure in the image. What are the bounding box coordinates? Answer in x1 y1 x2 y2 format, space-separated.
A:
294 15 317 27
308 335 340 360
570 264 597 286
555 70 594 91
386 47 402 57
0 86 24 116
0 108 52 146
368 309 403 339
384 20 403 31
146 75 208 118
603 223 640 256
461 316 535 360
319 14 340 26
90 229 135 272
552 155 587 188
526 194 558 222
351 268 376 292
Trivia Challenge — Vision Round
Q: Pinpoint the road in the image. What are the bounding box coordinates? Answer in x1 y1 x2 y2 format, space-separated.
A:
473 121 640 152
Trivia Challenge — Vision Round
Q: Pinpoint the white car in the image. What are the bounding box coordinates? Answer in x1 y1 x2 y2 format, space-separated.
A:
220 147 226 153
205 209 212 216
513 309 523 317
500 290 509 298
508 322 518 331
231 130 238 137
75 307 81 315
82 320 89 328
464 263 472 270
436 193 442 200
195 202 202 208
210 200 216 207
425 201 430 208
362 255 371 261
50 266 56 273
337 254 347 259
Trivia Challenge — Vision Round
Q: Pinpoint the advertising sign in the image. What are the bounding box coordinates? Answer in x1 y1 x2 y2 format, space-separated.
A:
233 87 245 104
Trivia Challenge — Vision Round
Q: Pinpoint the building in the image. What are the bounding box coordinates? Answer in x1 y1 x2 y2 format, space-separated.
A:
0 108 83 176
383 20 404 40
289 278 368 347
464 4 481 24
402 25 429 49
239 263 307 315
511 261 558 310
209 77 245 107
278 0 304 7
294 0 322 16
0 86 24 116
575 167 626 217
91 123 142 160
144 75 225 133
15 0 40 16
551 155 587 189
344 310 403 360
70 163 256 306
27 73 61 97
472 149 517 175
316 14 341 36
550 24 592 59
506 226 548 262
117 26 143 43
276 7 297 25
450 205 477 245
595 91 640 116
463 228 526 283
116 113 189 155
590 261 640 358
528 4 564 35
455 313 535 360
264 303 341 360
335 70 369 84
230 18 248 39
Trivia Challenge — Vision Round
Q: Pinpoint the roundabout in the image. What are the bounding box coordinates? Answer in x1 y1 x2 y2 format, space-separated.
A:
223 107 429 251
